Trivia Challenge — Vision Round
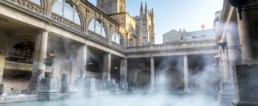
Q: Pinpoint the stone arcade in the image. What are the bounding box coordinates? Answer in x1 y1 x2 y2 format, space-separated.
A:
0 0 257 106
0 0 218 99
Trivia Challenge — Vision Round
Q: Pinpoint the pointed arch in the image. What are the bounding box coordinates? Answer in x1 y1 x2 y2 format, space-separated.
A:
88 18 107 38
51 0 82 25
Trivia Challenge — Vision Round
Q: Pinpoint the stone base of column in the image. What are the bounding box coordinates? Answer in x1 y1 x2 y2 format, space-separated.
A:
102 80 120 95
0 84 4 95
218 82 234 106
232 64 258 106
37 78 59 100
120 82 128 91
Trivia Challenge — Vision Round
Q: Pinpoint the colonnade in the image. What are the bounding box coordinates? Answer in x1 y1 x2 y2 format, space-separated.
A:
16 29 129 94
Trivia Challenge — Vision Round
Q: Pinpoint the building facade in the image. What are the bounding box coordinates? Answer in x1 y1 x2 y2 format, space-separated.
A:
163 28 215 44
0 0 218 100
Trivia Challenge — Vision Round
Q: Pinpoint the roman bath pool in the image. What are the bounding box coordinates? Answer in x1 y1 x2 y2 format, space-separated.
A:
0 93 219 106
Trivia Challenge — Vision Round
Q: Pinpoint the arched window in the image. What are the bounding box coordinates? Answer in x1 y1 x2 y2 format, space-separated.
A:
30 0 41 5
88 19 107 38
112 32 122 45
52 0 81 25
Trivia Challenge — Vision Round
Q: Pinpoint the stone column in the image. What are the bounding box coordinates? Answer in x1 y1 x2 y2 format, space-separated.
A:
0 55 5 95
237 11 254 64
226 24 242 82
120 58 128 90
102 53 111 89
183 55 190 92
222 47 231 82
0 55 5 83
27 30 48 94
219 34 235 106
82 44 87 78
150 57 155 90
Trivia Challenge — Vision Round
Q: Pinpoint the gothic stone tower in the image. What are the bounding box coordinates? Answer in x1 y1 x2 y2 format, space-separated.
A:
135 2 155 46
96 1 155 46
96 0 126 14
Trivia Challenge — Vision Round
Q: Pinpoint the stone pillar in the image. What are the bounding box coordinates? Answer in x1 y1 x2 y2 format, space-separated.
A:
218 29 240 106
0 55 5 83
27 30 48 94
120 58 128 90
150 57 155 90
0 55 5 95
222 48 231 82
183 55 190 92
82 44 87 78
237 11 254 64
102 53 111 89
225 24 241 82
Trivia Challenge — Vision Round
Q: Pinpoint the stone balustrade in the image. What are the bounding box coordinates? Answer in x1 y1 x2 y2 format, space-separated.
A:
111 42 124 51
88 31 108 44
51 13 83 32
5 0 43 15
126 40 217 53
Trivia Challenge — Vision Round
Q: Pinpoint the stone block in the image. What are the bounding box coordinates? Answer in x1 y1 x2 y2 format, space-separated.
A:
37 78 58 100
233 64 258 106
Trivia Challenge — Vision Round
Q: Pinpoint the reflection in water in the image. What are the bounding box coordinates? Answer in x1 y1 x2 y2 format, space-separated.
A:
2 93 218 106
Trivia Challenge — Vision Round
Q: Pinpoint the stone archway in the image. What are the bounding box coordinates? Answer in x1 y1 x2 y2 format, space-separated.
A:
157 68 184 91
137 71 151 90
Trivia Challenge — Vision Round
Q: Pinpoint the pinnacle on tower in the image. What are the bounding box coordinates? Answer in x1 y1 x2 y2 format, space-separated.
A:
145 2 148 14
140 2 143 15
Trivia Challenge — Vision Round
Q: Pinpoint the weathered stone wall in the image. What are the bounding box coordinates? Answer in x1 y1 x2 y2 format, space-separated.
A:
2 70 31 94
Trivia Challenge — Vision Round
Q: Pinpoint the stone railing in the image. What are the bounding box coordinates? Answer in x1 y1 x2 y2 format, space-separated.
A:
51 13 83 32
111 42 123 51
5 0 44 15
126 40 217 53
88 31 108 44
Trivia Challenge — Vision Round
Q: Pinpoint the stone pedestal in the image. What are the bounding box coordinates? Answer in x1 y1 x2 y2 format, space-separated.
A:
37 78 58 100
219 82 234 106
232 65 258 106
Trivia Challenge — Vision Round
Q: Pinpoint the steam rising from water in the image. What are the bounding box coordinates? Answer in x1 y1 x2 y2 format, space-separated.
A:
2 54 220 106
2 93 218 106
1 35 221 106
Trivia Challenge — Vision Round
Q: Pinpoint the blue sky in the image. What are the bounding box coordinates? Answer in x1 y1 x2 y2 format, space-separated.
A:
88 0 223 44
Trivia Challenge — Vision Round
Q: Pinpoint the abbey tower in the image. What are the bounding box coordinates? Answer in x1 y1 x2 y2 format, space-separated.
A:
97 0 155 46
